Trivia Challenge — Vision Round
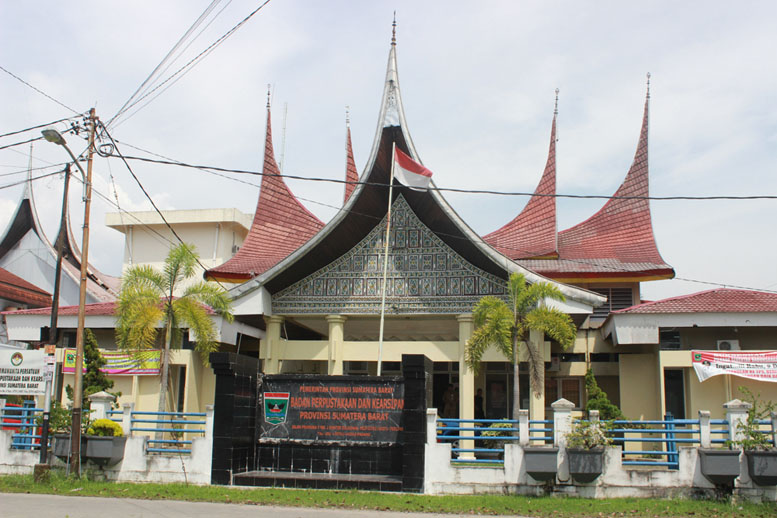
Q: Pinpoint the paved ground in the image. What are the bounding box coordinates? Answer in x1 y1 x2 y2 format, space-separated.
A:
0 493 527 518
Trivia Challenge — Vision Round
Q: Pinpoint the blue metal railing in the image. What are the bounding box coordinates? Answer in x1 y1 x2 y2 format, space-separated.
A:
611 414 699 470
437 418 553 464
130 411 207 454
1 402 43 451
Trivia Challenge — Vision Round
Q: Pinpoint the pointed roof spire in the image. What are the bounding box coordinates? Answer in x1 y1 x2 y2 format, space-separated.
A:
364 14 420 166
343 107 359 204
543 78 673 278
391 11 397 46
484 92 559 259
206 100 324 282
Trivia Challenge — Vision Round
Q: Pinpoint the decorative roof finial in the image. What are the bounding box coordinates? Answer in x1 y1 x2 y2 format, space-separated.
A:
391 12 397 46
646 72 651 99
345 106 350 127
554 88 559 116
266 84 271 108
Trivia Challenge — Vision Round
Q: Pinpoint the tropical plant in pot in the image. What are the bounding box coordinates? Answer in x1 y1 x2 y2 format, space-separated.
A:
565 414 612 483
83 418 126 466
729 387 777 486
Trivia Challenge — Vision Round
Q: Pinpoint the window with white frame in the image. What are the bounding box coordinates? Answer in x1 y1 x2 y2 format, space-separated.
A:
544 377 583 409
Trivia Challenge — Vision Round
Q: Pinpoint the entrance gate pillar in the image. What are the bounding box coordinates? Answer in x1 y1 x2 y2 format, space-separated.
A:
457 314 475 460
528 329 546 424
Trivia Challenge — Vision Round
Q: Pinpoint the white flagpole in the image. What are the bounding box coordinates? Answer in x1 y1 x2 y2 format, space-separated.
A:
377 143 396 376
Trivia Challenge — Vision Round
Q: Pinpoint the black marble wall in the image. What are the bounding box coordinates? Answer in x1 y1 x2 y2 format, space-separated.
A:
210 352 261 485
210 353 430 492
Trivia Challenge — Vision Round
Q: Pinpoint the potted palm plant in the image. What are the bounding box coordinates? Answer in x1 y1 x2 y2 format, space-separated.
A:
731 388 777 486
565 416 612 483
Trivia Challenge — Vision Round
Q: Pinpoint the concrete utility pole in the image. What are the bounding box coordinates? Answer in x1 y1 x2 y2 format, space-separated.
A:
69 107 97 476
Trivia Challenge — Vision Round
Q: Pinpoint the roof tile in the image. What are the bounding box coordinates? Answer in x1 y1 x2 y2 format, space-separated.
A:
615 288 777 314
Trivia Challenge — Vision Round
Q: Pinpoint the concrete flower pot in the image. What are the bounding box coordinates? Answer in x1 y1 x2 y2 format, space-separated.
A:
51 433 87 460
567 447 605 483
745 450 777 486
699 448 741 486
85 435 127 466
523 446 558 482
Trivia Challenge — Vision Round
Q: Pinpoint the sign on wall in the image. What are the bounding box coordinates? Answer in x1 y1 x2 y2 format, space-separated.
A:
692 350 777 383
0 350 46 395
63 348 161 375
259 375 404 444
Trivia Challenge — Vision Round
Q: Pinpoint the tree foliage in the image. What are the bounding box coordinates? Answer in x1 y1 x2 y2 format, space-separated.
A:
584 368 624 421
115 243 233 413
465 273 576 419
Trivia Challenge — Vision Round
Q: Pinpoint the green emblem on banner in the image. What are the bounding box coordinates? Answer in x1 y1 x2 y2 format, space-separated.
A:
264 392 290 424
693 353 702 361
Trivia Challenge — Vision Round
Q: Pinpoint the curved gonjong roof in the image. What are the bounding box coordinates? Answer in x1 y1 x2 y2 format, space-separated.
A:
518 79 674 283
230 26 604 312
205 100 324 282
484 97 558 260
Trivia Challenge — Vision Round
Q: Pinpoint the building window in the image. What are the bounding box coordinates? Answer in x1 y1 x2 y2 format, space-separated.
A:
659 329 681 350
590 287 634 319
545 377 583 409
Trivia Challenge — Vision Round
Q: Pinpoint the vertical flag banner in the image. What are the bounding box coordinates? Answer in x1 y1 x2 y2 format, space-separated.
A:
393 147 433 191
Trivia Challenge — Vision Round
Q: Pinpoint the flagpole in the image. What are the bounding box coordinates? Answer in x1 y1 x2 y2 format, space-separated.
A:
377 143 396 376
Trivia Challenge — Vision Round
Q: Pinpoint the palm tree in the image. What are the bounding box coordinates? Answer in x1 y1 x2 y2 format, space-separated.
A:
465 273 576 420
115 243 233 414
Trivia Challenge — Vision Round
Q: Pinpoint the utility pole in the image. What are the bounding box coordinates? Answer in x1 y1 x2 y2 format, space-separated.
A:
69 108 97 476
38 164 73 466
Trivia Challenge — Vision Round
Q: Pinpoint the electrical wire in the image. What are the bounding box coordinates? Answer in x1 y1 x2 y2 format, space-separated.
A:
0 115 84 140
103 138 777 293
0 136 44 151
107 0 271 129
0 65 81 114
113 152 777 202
97 123 229 289
106 0 230 129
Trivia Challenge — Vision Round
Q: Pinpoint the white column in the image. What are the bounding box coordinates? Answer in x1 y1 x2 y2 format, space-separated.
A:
552 398 575 448
724 399 751 443
698 410 711 448
326 315 347 375
528 329 546 423
457 314 475 459
121 402 134 436
87 391 116 420
263 315 284 374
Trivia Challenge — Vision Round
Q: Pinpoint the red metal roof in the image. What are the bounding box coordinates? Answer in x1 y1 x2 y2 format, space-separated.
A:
0 267 51 308
614 288 777 314
516 91 673 281
206 107 324 282
485 113 558 259
343 125 359 204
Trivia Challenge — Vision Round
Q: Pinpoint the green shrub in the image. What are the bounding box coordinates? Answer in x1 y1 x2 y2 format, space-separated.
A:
566 419 613 449
584 369 625 421
86 418 123 437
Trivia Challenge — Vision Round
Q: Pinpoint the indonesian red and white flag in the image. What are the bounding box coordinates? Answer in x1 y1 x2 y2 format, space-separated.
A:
393 147 433 191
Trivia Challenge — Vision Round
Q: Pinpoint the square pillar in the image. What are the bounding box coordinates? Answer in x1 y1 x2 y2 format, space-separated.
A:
528 329 546 424
262 315 284 374
326 315 347 375
457 314 475 459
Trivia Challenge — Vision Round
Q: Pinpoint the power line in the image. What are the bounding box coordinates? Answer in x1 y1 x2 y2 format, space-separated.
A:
114 152 777 202
98 123 228 289
0 65 80 114
102 139 777 293
0 115 83 140
0 136 44 152
107 0 272 129
107 0 230 128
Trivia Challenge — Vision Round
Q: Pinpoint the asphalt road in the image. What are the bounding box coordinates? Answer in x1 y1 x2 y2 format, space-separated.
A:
0 493 527 518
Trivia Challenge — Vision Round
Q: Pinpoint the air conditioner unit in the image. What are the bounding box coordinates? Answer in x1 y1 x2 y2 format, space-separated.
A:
231 244 240 254
716 339 740 351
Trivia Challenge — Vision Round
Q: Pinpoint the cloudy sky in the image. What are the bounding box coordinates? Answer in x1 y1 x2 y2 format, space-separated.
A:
0 1 775 302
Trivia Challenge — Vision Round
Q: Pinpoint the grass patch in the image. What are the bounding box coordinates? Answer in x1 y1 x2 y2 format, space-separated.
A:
1 473 775 517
